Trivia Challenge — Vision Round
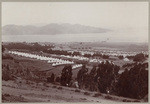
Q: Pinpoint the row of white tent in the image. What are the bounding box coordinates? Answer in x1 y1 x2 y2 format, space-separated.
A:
90 58 129 63
89 59 102 63
60 54 114 64
72 64 83 69
51 61 74 67
100 52 137 57
90 59 115 65
60 54 116 64
60 55 89 61
9 51 74 66
9 51 129 68
59 54 131 63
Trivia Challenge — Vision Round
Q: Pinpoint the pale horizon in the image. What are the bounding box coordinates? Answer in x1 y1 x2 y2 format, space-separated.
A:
2 2 149 43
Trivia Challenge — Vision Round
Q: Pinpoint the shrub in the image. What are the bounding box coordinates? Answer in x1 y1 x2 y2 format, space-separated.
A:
133 53 145 62
122 99 132 102
133 100 141 102
75 89 80 92
105 95 112 99
43 83 49 87
84 54 92 58
80 98 87 100
2 54 13 60
84 92 90 95
57 86 63 90
118 55 123 59
93 93 102 97
102 55 109 59
2 65 13 81
52 86 57 88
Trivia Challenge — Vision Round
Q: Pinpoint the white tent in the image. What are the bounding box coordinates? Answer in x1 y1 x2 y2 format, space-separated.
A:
123 58 130 61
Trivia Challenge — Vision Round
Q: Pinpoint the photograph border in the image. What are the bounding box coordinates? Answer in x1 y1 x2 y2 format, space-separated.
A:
0 0 149 104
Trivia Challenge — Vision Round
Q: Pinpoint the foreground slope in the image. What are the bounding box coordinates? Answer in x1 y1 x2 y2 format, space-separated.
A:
2 79 140 103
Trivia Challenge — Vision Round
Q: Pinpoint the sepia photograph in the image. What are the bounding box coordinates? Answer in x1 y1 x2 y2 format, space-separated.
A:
1 1 149 103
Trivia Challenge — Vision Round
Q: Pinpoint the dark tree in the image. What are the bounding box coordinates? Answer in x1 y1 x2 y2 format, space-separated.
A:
55 77 60 82
50 73 55 83
84 54 92 58
102 55 109 59
77 64 88 89
60 65 72 86
118 55 123 59
2 45 5 53
117 63 148 99
133 53 145 62
96 61 120 93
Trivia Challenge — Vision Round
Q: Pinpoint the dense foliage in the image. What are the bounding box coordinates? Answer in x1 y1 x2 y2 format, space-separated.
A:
2 43 148 100
60 65 72 86
126 53 147 62
118 55 123 59
117 63 148 99
2 45 5 53
75 61 148 99
3 42 53 52
133 53 145 62
43 49 72 55
76 61 120 93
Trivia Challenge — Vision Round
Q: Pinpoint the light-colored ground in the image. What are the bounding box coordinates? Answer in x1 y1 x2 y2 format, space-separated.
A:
2 80 118 103
2 79 140 103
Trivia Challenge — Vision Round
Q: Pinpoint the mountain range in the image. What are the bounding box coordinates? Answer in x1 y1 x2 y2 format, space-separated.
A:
2 23 110 35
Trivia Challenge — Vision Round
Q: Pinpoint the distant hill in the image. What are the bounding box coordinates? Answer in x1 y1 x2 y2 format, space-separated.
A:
2 23 110 35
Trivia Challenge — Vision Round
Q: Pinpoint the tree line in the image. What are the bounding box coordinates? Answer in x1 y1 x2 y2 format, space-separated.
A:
56 61 148 100
3 43 148 62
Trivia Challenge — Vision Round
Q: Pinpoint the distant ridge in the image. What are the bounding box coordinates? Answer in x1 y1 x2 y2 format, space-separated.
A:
2 23 110 35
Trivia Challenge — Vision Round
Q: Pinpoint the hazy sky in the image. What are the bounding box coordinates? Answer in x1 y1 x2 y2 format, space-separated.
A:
2 2 149 42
